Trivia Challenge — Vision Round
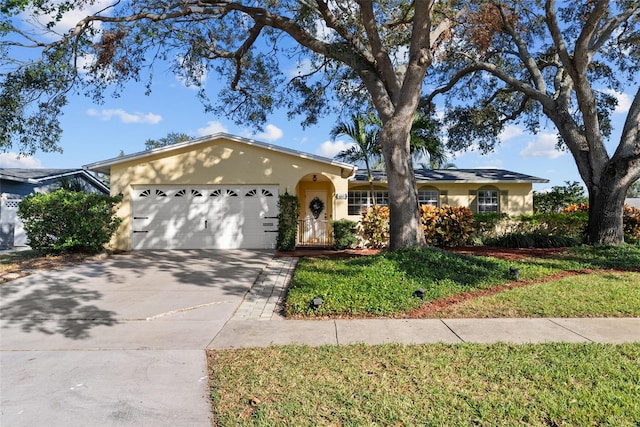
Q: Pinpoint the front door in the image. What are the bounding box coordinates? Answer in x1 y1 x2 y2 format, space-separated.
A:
303 190 328 244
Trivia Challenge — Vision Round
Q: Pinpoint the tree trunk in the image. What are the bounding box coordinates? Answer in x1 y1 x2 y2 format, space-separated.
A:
586 170 628 245
379 118 426 250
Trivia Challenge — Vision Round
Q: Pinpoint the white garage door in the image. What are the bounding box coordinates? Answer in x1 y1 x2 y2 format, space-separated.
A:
131 185 279 250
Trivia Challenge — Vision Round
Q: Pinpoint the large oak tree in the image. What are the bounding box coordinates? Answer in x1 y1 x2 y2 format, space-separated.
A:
430 0 639 245
1 0 454 250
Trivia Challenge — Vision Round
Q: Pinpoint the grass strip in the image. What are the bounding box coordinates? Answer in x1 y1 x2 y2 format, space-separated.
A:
209 343 640 426
421 271 640 318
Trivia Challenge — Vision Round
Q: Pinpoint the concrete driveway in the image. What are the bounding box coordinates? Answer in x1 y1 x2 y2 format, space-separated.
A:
0 250 273 427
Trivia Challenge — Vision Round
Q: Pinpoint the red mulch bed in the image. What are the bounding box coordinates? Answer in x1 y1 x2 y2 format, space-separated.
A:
277 246 567 261
446 246 569 261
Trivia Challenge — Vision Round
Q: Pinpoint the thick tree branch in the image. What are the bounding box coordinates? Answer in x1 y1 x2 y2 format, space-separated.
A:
573 0 608 74
496 3 546 94
590 4 640 54
545 0 576 79
359 0 401 98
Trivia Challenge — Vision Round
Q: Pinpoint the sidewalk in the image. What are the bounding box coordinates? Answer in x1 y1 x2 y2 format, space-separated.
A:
208 256 640 350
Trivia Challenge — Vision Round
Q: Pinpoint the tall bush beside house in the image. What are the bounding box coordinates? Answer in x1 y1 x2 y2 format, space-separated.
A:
359 206 390 248
18 189 122 254
276 193 299 251
331 219 358 250
420 205 474 247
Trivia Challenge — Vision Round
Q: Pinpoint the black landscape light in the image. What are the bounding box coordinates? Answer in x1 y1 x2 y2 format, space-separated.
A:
414 288 426 299
509 267 520 280
311 297 323 309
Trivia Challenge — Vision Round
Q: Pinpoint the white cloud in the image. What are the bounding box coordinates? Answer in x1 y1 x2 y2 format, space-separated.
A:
316 140 355 158
604 89 632 114
288 58 314 78
22 0 113 41
254 124 283 142
477 159 504 169
196 121 228 136
520 133 566 159
87 108 162 124
0 153 42 168
499 125 523 142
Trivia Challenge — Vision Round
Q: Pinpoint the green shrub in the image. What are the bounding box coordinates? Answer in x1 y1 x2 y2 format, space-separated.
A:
421 205 475 247
331 219 358 250
473 212 508 234
359 205 390 248
18 189 122 254
485 231 581 248
277 193 299 251
517 212 588 238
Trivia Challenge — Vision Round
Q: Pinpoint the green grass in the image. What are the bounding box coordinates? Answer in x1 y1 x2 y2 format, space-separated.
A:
425 271 640 318
285 245 640 317
209 343 640 426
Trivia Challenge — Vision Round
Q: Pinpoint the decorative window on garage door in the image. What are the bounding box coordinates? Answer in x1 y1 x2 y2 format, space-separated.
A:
210 189 238 197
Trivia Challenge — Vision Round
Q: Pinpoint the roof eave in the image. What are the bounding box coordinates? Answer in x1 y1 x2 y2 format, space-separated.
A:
84 132 357 174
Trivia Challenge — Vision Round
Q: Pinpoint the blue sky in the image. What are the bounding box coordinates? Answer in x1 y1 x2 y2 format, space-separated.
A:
2 5 636 192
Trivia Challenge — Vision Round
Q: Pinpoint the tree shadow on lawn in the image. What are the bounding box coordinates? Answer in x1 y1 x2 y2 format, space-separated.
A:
376 248 513 291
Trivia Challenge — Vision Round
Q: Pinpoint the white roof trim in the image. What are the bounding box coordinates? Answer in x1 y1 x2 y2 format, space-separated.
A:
84 132 358 177
0 169 110 193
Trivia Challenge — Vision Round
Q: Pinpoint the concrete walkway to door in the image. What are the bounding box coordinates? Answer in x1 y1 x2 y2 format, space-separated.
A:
0 250 274 427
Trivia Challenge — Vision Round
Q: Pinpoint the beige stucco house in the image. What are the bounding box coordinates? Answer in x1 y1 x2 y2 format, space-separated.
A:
85 133 547 251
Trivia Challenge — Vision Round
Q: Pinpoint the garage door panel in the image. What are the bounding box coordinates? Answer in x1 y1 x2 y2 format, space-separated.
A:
132 185 278 250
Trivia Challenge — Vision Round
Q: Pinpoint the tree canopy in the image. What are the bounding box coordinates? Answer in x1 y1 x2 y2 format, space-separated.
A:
2 0 638 247
144 132 192 151
429 0 639 244
2 0 453 249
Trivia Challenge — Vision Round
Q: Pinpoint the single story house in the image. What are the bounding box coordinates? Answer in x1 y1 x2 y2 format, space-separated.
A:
84 133 548 251
0 168 110 248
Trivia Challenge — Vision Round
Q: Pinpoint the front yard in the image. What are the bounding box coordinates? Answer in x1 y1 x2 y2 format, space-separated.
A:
285 245 640 318
209 244 640 425
209 343 640 426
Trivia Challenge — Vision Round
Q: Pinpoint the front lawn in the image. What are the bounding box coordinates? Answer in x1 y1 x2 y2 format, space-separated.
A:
285 245 640 317
209 343 640 426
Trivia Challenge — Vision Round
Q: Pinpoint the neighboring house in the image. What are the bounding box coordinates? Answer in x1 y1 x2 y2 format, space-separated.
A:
626 198 640 209
85 133 548 251
0 169 110 249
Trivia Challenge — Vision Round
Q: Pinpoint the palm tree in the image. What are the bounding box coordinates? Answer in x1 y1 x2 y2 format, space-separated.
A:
408 110 447 169
331 113 381 205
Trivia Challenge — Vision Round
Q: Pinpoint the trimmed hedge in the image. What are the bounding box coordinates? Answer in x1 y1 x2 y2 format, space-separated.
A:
18 189 121 254
331 219 358 250
277 193 299 251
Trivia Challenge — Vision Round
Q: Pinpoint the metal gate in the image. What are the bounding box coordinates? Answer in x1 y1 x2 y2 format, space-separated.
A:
297 219 332 247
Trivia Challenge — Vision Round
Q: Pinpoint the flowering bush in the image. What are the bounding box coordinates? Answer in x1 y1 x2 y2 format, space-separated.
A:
420 205 475 247
359 206 390 248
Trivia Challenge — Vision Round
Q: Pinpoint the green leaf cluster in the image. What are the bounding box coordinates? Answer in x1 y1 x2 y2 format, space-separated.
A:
330 219 358 250
17 189 122 254
276 193 299 251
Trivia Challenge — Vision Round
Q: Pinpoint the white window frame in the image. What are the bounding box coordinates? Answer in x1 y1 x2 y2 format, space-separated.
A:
348 190 389 215
477 189 499 213
418 189 439 207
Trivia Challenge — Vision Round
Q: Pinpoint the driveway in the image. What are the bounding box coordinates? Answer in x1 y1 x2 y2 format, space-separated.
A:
0 250 273 426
